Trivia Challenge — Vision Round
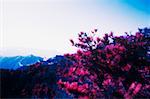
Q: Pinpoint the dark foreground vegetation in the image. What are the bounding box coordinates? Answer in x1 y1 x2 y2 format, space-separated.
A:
0 27 150 98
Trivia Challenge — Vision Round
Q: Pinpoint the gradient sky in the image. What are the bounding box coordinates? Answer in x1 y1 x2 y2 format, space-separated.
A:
0 0 150 57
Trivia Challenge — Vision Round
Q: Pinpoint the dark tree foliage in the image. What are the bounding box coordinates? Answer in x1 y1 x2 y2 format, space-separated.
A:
0 62 57 98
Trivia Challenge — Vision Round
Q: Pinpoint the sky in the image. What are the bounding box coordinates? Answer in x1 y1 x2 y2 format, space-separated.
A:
0 0 150 57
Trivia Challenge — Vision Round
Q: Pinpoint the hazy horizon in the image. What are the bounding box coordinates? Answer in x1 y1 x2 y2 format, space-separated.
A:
1 0 150 57
0 47 63 58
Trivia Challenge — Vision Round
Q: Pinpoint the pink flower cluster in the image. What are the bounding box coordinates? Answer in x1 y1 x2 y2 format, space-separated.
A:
58 28 150 98
58 80 89 94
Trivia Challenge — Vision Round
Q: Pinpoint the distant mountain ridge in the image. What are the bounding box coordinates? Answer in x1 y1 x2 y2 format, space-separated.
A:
0 55 43 69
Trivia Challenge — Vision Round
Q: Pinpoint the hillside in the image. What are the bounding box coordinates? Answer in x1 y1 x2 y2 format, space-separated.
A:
0 55 72 98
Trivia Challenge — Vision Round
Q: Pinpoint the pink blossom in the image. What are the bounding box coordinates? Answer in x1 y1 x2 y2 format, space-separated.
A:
84 51 91 56
77 85 84 93
70 82 78 90
92 89 97 95
129 82 136 90
122 64 132 71
69 67 76 73
133 83 142 95
83 83 89 89
79 95 89 99
77 50 82 55
102 79 111 86
76 68 88 75
64 82 70 89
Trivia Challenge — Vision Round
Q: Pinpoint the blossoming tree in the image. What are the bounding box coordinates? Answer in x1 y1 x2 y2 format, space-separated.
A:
57 28 150 98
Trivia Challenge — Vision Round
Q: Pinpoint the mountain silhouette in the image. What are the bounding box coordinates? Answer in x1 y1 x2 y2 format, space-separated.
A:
0 55 43 69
